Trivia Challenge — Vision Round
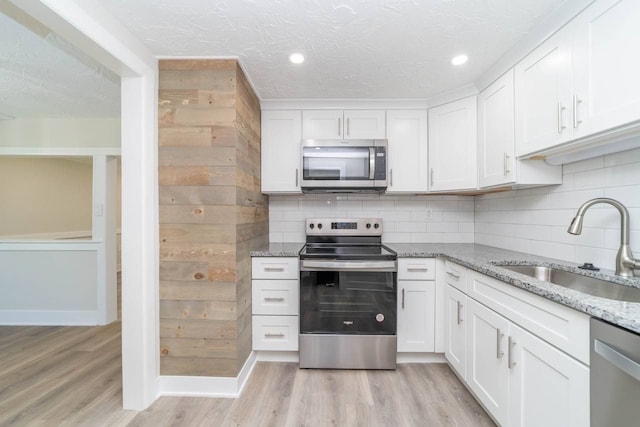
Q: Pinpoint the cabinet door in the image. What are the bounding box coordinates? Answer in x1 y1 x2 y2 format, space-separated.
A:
444 284 466 380
478 70 515 188
344 110 386 139
302 110 343 139
428 96 477 191
386 110 429 193
261 110 302 193
572 0 640 139
508 324 589 427
466 298 510 425
397 280 435 352
515 26 573 157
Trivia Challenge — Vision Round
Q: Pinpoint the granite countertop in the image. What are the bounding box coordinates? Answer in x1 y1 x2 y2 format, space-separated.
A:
387 243 640 334
250 242 640 334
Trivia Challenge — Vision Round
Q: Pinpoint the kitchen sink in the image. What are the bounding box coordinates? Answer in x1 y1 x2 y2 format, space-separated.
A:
494 264 640 303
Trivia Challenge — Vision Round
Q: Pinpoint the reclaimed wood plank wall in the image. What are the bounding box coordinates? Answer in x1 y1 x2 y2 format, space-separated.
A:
158 59 268 377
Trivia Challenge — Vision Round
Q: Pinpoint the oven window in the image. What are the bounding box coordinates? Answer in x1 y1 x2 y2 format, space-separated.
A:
302 147 370 180
300 270 396 335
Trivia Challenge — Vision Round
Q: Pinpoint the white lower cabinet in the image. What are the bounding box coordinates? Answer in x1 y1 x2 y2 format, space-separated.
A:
397 258 436 353
508 323 589 427
467 298 510 425
444 284 467 380
445 262 590 426
252 257 299 351
397 280 435 352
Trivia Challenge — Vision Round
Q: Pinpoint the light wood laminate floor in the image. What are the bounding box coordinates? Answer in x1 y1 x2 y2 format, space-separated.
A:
0 323 495 426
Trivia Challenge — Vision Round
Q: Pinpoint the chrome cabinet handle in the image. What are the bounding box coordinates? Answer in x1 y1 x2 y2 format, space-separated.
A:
347 117 350 136
508 336 517 369
263 267 285 272
295 168 299 187
497 328 505 359
456 301 463 325
573 95 582 128
402 288 405 309
407 267 428 272
503 152 510 176
264 297 285 302
446 270 460 279
595 339 640 382
389 169 393 186
557 102 566 134
369 147 375 180
338 117 341 136
265 333 285 338
430 168 434 186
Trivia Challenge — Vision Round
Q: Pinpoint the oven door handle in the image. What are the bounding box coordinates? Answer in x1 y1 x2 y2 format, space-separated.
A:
300 260 397 272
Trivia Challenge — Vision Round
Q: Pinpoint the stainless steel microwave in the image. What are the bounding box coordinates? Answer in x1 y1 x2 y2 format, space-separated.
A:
300 139 388 193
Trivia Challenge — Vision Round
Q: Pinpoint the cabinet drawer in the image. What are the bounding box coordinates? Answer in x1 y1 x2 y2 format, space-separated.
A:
252 315 299 351
398 258 436 280
252 280 299 315
444 260 466 292
252 257 298 279
467 270 590 364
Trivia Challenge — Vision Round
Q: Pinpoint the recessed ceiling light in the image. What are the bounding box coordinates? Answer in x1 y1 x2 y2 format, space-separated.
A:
451 54 468 66
289 52 305 64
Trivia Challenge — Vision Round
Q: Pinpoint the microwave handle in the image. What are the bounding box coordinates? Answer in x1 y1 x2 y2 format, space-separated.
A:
369 147 375 180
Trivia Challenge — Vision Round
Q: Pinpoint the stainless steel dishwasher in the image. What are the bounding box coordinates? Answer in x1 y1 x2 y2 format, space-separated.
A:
591 318 640 427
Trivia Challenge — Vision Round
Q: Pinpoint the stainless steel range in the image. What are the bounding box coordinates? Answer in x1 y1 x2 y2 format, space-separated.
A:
298 218 397 369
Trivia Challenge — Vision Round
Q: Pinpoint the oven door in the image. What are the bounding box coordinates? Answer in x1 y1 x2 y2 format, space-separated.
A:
299 259 397 335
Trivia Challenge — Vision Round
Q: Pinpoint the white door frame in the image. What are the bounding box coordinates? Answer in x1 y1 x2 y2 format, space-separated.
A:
12 0 160 409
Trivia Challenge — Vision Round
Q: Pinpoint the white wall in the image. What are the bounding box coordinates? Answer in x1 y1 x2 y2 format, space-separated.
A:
0 117 120 147
269 193 474 244
475 148 640 272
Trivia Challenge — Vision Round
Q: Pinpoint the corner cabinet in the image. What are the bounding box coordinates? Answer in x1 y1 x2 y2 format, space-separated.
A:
397 258 436 352
301 110 386 140
515 0 640 158
444 262 590 427
261 110 302 193
428 96 477 192
386 110 429 193
478 70 561 188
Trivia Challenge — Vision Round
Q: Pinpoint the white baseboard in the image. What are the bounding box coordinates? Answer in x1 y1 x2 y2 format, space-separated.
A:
0 310 98 326
157 351 258 398
256 351 299 363
397 353 447 364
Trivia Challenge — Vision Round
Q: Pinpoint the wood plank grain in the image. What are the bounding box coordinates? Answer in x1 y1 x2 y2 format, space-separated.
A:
160 337 236 358
159 242 235 263
160 224 235 244
158 146 236 167
159 300 236 321
160 356 237 377
159 281 236 301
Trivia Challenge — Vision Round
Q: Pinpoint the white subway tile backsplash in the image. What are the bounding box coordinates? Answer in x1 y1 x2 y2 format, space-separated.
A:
270 194 471 245
476 148 640 271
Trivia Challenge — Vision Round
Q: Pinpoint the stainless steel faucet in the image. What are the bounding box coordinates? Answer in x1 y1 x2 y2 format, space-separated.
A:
568 198 640 277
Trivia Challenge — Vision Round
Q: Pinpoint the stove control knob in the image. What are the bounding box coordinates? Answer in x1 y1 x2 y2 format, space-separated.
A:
317 223 323 229
366 223 371 229
309 223 315 229
374 223 380 229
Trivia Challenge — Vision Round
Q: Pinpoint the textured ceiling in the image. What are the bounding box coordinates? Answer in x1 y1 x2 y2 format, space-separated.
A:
102 0 566 100
0 10 120 119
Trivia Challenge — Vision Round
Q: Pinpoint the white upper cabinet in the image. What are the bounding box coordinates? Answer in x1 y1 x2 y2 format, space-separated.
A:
302 110 386 140
428 96 478 192
479 70 562 188
386 110 429 193
515 0 640 158
261 110 302 193
478 70 516 187
515 26 573 157
571 0 640 140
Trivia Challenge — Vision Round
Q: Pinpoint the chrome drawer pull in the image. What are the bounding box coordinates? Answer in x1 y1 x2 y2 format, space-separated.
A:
497 328 505 359
508 336 517 369
407 267 429 272
265 333 285 338
402 288 405 309
446 270 461 279
264 297 285 302
263 267 285 272
456 301 463 325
